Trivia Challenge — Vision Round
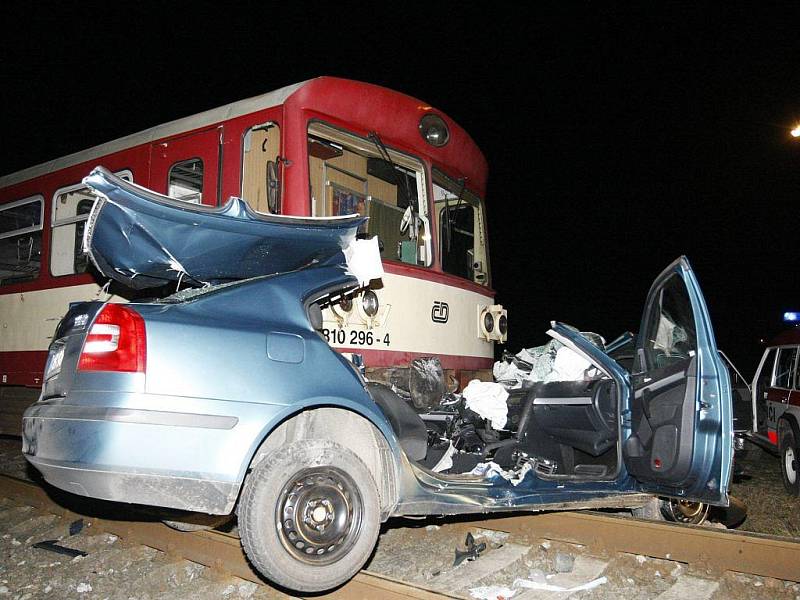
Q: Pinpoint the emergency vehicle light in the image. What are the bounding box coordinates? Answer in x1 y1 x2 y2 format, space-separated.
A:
783 311 800 322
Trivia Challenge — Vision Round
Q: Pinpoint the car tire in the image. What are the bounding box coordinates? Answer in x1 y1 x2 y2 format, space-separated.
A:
779 422 800 496
660 498 709 525
632 496 708 525
238 439 381 592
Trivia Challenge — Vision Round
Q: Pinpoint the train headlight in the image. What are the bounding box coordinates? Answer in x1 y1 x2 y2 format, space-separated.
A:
361 290 379 317
478 304 507 343
483 312 495 333
498 314 508 336
419 114 449 147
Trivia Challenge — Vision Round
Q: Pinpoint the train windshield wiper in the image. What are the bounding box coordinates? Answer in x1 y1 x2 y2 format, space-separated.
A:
368 132 415 226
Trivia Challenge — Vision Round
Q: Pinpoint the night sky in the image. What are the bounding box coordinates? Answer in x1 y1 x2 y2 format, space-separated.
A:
2 5 798 375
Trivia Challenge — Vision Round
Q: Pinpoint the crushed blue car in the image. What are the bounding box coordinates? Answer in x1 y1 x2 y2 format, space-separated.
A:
22 167 734 592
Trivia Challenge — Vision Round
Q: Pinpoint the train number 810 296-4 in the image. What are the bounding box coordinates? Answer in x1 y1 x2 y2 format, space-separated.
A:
322 328 390 346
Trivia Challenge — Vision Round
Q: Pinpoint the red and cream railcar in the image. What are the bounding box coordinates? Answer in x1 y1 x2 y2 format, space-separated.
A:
0 77 504 432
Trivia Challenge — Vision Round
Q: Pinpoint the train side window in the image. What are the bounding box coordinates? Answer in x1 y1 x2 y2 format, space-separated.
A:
51 171 132 277
167 158 203 203
775 347 799 389
0 196 44 286
242 122 281 213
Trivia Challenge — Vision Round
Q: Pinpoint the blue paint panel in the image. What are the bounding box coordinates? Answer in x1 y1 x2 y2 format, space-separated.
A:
267 332 305 364
82 167 366 289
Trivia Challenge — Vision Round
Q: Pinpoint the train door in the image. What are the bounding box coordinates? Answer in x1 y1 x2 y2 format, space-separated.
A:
150 127 221 206
239 120 282 214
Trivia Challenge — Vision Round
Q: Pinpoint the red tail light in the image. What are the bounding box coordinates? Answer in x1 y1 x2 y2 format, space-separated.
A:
78 304 146 373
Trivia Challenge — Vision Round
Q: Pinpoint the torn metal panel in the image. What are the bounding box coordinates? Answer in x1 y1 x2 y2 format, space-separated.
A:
82 166 368 289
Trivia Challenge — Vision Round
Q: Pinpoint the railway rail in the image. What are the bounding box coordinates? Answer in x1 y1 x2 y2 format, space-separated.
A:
1 471 799 598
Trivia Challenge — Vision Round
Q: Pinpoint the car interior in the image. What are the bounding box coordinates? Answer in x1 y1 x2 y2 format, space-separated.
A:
305 295 623 484
366 358 621 482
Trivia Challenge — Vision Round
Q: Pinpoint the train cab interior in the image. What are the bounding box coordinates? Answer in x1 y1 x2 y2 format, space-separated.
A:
305 121 432 268
239 121 491 286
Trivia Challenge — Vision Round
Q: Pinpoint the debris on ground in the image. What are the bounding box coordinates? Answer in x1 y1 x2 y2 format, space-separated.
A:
554 551 575 573
31 540 87 558
454 532 487 567
469 584 517 599
512 574 607 592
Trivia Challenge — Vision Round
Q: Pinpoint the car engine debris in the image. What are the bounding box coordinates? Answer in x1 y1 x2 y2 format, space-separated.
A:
385 325 617 482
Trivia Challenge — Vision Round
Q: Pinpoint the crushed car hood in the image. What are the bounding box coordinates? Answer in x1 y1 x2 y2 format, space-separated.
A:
82 166 370 289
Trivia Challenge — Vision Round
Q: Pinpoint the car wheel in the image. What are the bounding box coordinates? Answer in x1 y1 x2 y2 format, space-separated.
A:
238 439 381 592
660 498 709 525
780 424 800 496
632 496 708 525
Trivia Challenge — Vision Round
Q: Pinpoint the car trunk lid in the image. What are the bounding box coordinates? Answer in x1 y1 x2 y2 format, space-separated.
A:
81 166 372 290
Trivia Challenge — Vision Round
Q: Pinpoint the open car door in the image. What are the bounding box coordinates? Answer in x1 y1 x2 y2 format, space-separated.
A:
549 258 732 505
624 257 732 505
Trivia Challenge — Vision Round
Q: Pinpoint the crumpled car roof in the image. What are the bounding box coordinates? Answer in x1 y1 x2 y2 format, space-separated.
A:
82 166 367 290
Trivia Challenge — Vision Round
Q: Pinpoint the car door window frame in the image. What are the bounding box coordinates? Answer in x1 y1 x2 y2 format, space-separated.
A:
773 345 799 391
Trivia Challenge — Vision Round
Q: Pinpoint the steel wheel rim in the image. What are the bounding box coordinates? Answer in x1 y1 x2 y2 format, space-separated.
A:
786 446 797 485
275 467 363 565
665 499 708 524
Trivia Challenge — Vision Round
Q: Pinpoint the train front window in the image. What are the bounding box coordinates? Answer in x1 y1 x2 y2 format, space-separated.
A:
433 169 489 285
307 122 431 267
0 196 43 285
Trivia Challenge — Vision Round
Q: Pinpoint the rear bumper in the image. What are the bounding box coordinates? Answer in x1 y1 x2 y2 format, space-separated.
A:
22 394 284 514
25 455 238 514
